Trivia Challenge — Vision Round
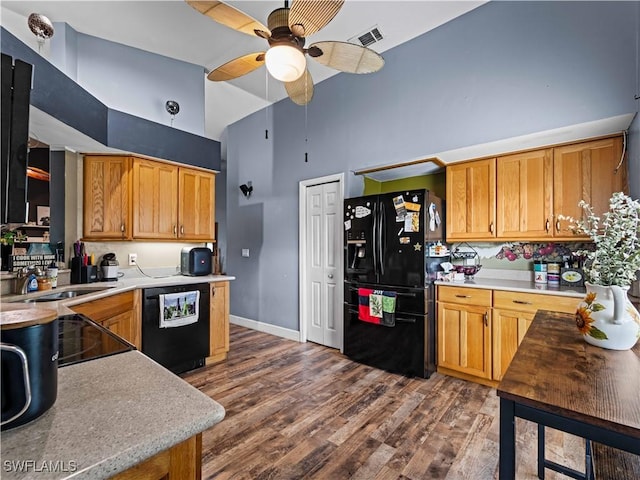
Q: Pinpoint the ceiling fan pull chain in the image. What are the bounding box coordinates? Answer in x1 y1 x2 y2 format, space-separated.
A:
304 91 308 162
265 67 269 140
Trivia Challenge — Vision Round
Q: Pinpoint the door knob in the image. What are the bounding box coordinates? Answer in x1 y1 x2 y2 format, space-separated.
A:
328 274 334 279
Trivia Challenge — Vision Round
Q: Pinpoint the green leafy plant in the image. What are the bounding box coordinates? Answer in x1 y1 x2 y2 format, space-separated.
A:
562 192 640 287
0 229 26 246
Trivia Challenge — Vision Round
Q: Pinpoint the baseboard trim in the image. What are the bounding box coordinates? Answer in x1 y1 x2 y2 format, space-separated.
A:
230 315 301 342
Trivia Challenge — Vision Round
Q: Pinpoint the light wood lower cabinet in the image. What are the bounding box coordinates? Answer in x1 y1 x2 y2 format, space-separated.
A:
437 286 493 382
207 281 229 364
70 290 141 349
110 433 201 480
437 286 581 385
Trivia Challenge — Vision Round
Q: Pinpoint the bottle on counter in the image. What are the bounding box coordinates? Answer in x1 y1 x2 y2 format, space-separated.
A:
46 263 58 288
26 273 39 292
547 260 561 285
534 260 547 284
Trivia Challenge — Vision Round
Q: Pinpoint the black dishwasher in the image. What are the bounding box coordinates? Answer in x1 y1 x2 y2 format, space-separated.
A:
141 283 210 374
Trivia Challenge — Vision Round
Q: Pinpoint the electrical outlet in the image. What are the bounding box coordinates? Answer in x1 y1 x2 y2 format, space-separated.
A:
241 249 250 258
128 253 137 265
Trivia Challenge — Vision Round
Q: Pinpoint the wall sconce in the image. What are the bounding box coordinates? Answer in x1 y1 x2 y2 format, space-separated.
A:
239 181 253 198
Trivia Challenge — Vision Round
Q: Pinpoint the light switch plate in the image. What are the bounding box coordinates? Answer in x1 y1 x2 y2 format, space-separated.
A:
241 249 250 257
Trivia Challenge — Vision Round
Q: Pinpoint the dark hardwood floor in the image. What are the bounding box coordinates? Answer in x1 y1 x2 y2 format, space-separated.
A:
183 325 584 479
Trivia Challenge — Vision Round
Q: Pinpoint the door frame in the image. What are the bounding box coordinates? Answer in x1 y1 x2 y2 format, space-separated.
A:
298 172 345 350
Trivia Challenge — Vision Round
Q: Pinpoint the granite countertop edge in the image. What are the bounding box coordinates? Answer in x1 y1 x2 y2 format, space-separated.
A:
0 351 225 480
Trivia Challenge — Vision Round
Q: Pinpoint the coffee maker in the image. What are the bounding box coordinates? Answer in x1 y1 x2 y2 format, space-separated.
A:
100 253 119 281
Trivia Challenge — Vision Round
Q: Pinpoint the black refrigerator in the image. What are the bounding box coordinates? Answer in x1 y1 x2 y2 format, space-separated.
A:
343 189 445 378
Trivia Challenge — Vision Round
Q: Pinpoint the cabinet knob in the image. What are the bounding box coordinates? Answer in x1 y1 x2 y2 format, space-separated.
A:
513 300 533 305
211 286 216 297
489 222 494 234
545 219 550 232
328 274 334 279
174 225 177 236
483 312 488 326
556 220 561 232
121 224 125 233
180 225 184 235
455 294 471 298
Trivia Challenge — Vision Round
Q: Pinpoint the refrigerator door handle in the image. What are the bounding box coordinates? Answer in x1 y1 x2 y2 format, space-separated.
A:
378 203 385 276
372 202 378 277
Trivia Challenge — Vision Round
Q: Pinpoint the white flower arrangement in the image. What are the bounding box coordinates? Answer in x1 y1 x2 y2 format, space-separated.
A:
562 192 640 287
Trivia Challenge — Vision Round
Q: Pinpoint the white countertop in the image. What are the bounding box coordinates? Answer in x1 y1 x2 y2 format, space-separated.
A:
0 351 225 479
2 273 235 312
434 277 586 298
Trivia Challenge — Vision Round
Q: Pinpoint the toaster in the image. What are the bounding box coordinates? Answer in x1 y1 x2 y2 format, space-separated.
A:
180 247 212 276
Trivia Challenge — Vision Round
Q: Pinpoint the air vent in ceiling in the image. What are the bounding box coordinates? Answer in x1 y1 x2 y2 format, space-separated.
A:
349 25 383 47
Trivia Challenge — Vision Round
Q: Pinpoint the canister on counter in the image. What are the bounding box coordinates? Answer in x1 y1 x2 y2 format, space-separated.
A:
547 261 561 285
534 260 547 284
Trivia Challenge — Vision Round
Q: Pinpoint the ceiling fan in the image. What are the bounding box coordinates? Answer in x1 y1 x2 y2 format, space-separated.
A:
186 0 385 105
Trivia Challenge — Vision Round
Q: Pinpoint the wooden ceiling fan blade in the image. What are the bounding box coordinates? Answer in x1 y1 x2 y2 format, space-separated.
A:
186 1 271 38
207 53 266 81
309 41 384 74
285 69 314 105
288 0 344 37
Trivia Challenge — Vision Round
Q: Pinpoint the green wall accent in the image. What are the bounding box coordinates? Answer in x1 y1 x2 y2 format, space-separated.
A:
363 172 446 198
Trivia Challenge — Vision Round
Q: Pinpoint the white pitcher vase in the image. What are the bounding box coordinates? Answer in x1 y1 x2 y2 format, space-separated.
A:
576 283 640 350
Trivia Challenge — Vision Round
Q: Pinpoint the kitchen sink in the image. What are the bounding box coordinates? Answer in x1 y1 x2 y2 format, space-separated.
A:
20 288 112 303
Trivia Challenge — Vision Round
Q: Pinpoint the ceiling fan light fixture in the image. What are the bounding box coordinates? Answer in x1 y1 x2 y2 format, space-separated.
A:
265 44 306 82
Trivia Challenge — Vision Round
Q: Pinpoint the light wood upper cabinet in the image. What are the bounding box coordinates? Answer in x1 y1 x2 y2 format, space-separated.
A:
445 135 626 241
553 137 625 238
84 155 216 242
178 168 215 241
446 158 496 241
496 149 554 239
132 158 179 239
83 156 132 240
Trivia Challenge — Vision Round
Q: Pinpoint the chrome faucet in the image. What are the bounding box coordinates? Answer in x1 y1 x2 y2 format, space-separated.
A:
14 266 43 295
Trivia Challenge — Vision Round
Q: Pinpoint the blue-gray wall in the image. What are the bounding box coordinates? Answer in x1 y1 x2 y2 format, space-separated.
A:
1 27 221 170
49 22 205 136
226 1 640 331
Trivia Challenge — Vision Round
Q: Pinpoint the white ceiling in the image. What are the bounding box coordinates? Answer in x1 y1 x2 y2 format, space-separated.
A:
1 0 485 141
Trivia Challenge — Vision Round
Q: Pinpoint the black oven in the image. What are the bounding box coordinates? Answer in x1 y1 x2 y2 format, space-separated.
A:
343 282 434 378
141 283 210 374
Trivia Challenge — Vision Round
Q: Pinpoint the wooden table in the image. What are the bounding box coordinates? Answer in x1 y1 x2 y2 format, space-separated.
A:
497 310 640 479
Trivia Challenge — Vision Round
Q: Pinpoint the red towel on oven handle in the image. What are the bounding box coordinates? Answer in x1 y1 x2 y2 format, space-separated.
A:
357 288 380 324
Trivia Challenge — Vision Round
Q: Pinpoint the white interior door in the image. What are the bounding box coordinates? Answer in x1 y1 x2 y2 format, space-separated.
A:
305 181 341 348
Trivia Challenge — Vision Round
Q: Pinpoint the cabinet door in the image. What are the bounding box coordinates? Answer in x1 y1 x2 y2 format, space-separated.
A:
437 301 492 379
553 136 625 238
497 149 553 239
446 159 496 241
83 156 131 239
208 281 229 362
100 310 137 348
492 308 533 381
178 168 216 241
132 158 179 239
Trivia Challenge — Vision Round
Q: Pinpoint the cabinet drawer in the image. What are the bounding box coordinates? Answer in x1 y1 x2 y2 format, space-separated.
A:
493 290 580 314
438 286 492 307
